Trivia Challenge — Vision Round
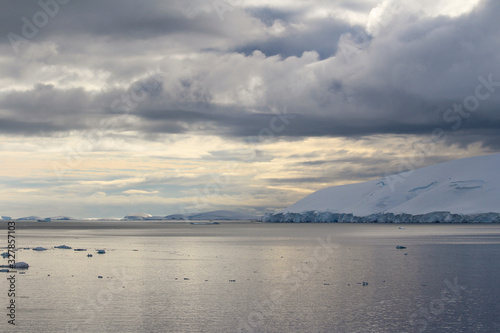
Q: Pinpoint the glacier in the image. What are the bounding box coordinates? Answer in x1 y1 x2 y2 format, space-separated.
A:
263 153 500 223
262 211 500 223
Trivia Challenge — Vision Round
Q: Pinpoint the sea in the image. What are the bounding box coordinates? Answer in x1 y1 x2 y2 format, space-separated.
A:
1 221 500 333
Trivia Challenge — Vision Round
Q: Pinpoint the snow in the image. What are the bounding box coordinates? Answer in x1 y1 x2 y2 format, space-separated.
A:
264 153 500 222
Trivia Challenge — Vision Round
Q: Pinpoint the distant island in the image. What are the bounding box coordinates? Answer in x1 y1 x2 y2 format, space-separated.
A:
124 210 260 221
1 210 260 222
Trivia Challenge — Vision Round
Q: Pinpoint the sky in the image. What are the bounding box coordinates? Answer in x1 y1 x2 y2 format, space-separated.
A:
1 0 499 218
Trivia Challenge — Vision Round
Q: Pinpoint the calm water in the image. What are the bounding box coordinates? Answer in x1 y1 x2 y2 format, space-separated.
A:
1 221 500 333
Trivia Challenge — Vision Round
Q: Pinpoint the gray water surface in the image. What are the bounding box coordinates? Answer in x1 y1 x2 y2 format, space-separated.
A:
1 222 499 332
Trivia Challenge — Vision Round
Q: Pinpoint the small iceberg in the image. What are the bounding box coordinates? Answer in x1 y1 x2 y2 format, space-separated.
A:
96 249 106 254
13 262 29 269
396 245 407 249
32 247 47 251
0 262 29 269
54 245 71 250
55 245 72 249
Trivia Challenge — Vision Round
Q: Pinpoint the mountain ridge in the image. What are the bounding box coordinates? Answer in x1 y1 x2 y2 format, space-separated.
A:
264 153 500 222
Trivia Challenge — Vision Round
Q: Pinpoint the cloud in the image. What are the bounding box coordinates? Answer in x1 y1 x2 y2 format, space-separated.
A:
123 189 159 195
1 0 499 149
1 0 500 217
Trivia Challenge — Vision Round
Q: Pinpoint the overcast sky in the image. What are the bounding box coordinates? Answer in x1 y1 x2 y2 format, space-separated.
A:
1 0 499 218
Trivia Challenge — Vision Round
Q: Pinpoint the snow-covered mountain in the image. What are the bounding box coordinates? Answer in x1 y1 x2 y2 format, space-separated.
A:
264 153 500 222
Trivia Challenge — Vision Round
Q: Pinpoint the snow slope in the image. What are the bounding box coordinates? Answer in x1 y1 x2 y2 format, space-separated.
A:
281 153 500 216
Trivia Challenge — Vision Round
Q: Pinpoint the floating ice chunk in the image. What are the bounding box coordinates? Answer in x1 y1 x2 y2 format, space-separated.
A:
32 247 47 251
13 262 29 268
55 245 72 249
0 262 29 269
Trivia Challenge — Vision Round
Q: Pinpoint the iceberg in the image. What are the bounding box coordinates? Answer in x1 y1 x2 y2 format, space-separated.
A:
55 245 72 249
0 262 29 269
262 211 500 223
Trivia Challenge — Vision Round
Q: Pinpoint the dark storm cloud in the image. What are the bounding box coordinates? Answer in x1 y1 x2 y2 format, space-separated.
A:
0 0 218 42
245 7 297 27
0 82 495 145
0 117 67 135
1 0 500 151
234 11 354 59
